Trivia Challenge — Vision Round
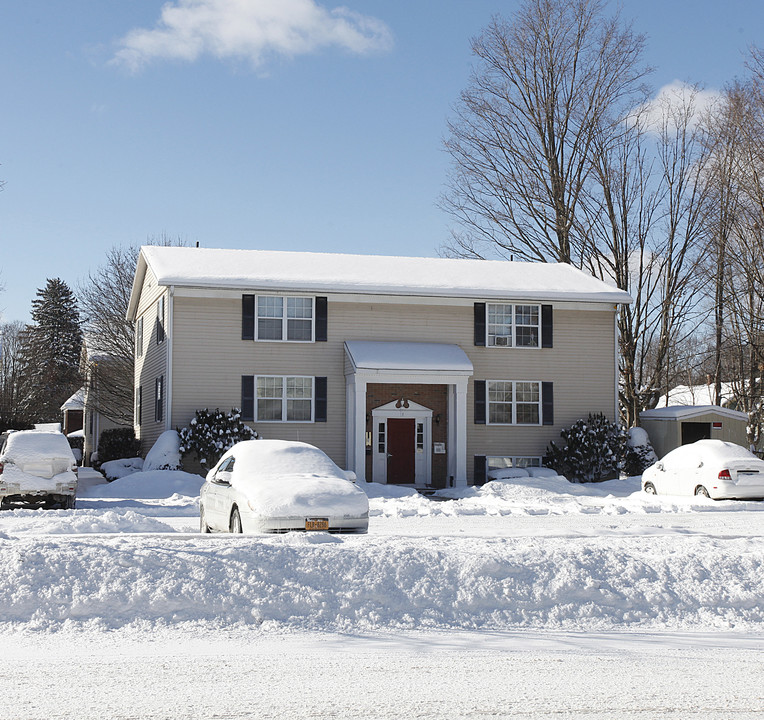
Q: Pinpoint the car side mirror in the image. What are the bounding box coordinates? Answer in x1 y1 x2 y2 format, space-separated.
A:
656 462 664 471
215 470 232 485
345 470 357 483
697 461 704 468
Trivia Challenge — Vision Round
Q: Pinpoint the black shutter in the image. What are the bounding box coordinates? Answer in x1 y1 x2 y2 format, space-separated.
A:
474 455 487 486
474 380 486 424
542 382 554 425
241 376 254 421
314 377 328 422
474 303 486 346
541 305 553 348
242 295 255 340
315 297 328 342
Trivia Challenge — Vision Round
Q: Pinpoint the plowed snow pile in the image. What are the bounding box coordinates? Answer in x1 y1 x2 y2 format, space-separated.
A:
0 470 763 634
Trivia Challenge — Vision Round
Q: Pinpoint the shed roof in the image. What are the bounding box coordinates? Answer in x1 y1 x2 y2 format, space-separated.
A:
640 405 748 422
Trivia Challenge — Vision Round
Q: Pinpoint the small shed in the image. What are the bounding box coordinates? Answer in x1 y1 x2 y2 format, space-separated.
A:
640 405 749 459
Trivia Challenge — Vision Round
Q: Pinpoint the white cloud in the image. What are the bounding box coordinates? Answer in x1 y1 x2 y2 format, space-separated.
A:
112 0 393 71
630 81 722 133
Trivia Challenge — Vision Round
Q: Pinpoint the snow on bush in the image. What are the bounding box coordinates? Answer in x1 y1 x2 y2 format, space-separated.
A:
144 430 182 471
100 457 144 481
545 413 626 482
623 426 659 476
178 408 258 470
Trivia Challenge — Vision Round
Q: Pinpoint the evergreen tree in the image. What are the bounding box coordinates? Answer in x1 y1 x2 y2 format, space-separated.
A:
18 278 83 423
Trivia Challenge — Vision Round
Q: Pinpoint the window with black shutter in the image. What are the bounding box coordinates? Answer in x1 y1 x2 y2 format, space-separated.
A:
242 295 255 340
542 382 554 425
474 303 486 346
474 380 486 424
241 375 255 421
315 297 328 342
474 455 487 486
314 376 327 422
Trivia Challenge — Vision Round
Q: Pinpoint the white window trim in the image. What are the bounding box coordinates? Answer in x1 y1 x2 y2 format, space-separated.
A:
156 297 165 345
486 303 541 349
486 380 542 426
255 295 315 343
136 316 144 357
255 375 315 423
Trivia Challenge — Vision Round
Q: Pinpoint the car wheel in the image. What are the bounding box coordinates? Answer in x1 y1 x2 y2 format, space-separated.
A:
643 482 657 495
229 507 243 534
695 485 711 498
200 506 211 534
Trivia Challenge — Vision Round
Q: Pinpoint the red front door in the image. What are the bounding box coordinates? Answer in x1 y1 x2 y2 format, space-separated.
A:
387 418 416 484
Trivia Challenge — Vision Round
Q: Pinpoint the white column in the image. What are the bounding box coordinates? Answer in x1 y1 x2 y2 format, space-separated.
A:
345 376 356 473
353 377 368 482
454 378 469 486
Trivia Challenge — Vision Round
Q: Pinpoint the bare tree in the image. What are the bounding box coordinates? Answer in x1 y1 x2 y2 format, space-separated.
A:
581 86 710 425
0 321 32 430
440 0 650 265
77 235 188 426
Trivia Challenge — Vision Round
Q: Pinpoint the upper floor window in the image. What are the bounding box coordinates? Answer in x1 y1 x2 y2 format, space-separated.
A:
136 316 144 357
487 303 540 347
257 296 313 342
156 296 165 345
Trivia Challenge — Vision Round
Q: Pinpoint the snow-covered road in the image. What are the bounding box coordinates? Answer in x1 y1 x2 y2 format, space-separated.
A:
1 470 763 718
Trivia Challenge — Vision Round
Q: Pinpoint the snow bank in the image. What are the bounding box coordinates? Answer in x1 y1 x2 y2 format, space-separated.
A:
2 509 175 535
78 470 204 499
1 532 763 633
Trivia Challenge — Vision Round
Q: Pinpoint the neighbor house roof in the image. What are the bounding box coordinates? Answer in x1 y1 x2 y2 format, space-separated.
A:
127 246 632 319
60 388 86 412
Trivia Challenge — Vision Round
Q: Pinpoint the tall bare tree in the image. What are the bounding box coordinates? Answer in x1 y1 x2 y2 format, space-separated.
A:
0 321 31 430
440 0 650 265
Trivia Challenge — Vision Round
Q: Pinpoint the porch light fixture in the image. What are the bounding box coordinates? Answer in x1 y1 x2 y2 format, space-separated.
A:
435 413 441 425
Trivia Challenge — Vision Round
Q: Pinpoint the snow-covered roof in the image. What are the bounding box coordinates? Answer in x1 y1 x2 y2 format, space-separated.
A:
345 341 473 373
640 405 748 422
656 382 735 408
61 388 86 411
128 246 632 318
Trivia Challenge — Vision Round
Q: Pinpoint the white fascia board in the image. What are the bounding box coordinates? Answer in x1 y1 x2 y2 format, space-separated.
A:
171 285 618 312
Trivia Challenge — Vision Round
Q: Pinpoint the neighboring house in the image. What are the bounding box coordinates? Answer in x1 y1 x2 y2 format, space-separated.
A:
656 382 735 408
126 247 631 488
79 339 133 465
60 388 85 436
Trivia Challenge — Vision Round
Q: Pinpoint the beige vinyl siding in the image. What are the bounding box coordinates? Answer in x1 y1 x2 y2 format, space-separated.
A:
466 309 617 477
134 268 169 452
167 293 617 476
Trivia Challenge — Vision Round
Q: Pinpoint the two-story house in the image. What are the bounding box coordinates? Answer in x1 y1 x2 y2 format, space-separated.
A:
127 246 631 488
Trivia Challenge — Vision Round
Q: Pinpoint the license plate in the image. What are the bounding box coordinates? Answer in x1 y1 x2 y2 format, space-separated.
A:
305 518 329 531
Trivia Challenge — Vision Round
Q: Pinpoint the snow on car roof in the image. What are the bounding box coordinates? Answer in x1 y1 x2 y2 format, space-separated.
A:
135 246 633 304
225 439 347 479
1 430 75 462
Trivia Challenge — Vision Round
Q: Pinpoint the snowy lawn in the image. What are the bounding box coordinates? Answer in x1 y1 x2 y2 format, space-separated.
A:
1 468 763 718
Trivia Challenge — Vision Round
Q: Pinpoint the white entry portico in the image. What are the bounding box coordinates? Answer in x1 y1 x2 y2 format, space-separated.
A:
344 340 473 487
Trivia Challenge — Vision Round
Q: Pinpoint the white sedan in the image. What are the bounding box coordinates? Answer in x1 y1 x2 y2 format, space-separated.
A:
199 439 369 534
642 439 764 500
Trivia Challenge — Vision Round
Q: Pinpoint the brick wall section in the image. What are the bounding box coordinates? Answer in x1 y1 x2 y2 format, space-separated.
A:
365 383 448 486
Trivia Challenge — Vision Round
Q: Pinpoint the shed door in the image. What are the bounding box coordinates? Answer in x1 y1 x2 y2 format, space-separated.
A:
681 422 711 445
387 418 416 484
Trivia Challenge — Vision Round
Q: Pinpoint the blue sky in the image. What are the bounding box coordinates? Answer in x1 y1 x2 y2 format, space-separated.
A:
1 0 762 324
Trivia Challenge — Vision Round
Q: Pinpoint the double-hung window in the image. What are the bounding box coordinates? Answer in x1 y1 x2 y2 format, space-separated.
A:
257 296 313 341
256 375 313 422
136 316 144 357
487 303 540 347
487 380 540 425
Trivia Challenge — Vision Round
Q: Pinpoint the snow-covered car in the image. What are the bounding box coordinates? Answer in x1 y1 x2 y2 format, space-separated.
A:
200 439 369 534
0 430 78 509
642 439 764 500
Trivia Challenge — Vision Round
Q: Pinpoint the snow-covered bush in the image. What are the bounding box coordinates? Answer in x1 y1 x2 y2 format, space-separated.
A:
544 413 627 482
623 427 658 476
100 456 144 481
178 408 258 470
97 428 141 466
144 430 182 471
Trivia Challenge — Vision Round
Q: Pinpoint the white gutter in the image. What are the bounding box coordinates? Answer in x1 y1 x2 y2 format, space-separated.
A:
614 305 620 426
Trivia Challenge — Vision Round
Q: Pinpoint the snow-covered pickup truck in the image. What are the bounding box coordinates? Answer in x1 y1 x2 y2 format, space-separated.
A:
0 430 78 509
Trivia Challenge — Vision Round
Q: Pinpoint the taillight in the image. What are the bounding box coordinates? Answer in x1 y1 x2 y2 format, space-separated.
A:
718 469 731 480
